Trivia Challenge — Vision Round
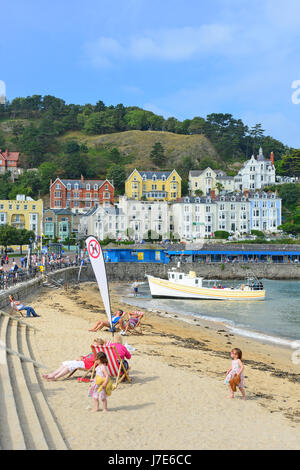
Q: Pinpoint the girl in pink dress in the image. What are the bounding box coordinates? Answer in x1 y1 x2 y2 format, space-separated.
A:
88 352 109 412
224 348 246 400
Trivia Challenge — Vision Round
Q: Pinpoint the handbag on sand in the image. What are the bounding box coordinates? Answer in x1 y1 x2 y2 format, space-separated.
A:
229 374 240 392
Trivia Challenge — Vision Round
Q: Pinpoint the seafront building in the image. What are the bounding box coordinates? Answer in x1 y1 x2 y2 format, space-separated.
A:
0 194 43 246
117 196 170 241
125 169 181 201
248 191 281 232
49 176 114 213
79 204 126 241
43 208 80 242
80 191 281 241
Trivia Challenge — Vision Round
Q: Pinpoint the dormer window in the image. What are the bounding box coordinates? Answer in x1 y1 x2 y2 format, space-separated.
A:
67 184 71 190
206 197 211 203
162 175 166 181
255 193 259 198
142 174 146 181
231 197 236 202
195 197 200 203
86 184 90 190
94 184 98 190
74 183 79 190
184 197 190 203
152 175 157 181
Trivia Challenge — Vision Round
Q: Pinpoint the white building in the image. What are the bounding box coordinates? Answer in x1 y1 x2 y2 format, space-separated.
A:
118 196 170 241
248 191 282 233
79 205 126 240
215 193 250 234
234 148 276 192
171 196 216 240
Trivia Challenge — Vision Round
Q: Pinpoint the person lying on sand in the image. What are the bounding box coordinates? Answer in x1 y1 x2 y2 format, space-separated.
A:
89 310 123 332
42 338 105 381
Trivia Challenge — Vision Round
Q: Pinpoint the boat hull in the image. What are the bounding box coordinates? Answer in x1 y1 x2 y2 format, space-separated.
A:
146 275 265 301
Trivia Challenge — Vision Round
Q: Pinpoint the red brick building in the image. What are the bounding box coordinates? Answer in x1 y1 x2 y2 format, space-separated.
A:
50 176 114 213
0 149 21 175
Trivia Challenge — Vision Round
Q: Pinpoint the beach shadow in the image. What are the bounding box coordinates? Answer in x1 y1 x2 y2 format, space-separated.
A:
131 375 159 385
110 402 154 412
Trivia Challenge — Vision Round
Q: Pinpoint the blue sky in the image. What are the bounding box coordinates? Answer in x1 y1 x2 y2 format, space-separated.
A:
1 0 300 147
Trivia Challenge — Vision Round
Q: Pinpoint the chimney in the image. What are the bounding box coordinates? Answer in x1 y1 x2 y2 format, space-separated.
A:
210 189 216 200
81 174 84 183
270 151 274 165
50 179 52 186
243 189 249 198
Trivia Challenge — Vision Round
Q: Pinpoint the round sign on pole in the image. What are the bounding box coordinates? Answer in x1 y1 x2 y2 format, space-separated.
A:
88 238 101 259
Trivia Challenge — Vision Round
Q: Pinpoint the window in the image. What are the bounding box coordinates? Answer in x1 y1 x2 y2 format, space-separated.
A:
94 184 98 190
67 184 71 190
56 183 61 189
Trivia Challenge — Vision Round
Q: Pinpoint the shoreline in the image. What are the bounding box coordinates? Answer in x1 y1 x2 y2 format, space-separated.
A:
119 281 300 351
29 281 300 449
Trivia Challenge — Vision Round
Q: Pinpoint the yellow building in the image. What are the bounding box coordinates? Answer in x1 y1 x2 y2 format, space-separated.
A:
125 169 181 201
0 195 43 249
189 168 235 196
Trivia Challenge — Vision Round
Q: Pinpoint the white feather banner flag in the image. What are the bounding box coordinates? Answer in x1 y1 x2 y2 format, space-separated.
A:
85 236 112 329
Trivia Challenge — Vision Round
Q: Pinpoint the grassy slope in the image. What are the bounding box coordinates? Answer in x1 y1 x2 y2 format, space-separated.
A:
60 129 224 172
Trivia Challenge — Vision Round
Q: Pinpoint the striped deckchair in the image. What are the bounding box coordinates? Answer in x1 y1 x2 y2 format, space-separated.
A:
122 311 144 335
90 344 131 387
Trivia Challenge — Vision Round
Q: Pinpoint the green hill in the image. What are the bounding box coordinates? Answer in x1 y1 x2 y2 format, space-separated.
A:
59 129 223 173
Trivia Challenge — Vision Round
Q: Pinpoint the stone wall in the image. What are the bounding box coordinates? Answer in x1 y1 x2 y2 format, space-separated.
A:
1 262 299 311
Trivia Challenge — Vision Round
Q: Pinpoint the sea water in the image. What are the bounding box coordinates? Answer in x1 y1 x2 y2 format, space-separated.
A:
123 279 300 348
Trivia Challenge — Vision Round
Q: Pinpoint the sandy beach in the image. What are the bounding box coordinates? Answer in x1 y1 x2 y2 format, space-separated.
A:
26 281 300 450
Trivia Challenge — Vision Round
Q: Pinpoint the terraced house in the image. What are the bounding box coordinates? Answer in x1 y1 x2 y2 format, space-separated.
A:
43 208 79 242
125 169 181 201
0 194 43 245
50 176 114 214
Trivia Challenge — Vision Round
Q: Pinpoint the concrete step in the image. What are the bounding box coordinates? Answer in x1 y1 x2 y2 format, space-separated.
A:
0 315 26 450
7 320 48 450
20 328 67 450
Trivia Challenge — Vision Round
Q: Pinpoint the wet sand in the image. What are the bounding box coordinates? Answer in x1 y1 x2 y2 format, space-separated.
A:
29 281 300 450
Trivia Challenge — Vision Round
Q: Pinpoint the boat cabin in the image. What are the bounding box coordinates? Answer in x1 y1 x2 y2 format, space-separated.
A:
167 270 204 287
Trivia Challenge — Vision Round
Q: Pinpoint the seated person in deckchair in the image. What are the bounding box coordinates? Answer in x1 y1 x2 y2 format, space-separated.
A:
9 295 40 318
89 310 123 332
109 334 131 373
120 311 143 336
42 338 105 381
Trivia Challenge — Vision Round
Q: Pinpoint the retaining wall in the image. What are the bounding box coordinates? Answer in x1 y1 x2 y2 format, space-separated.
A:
1 262 299 310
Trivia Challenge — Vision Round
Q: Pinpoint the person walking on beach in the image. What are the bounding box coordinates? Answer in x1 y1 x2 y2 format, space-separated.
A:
132 280 139 297
88 352 110 413
224 348 246 400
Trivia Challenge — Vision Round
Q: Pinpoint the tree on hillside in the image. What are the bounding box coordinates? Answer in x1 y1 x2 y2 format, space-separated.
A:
277 149 300 177
150 142 166 167
107 164 126 194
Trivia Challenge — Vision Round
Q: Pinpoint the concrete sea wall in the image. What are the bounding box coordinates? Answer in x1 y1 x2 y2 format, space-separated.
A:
1 263 299 310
